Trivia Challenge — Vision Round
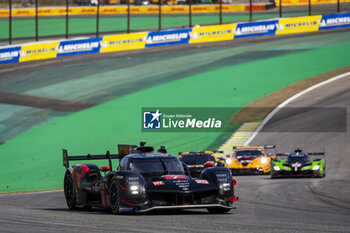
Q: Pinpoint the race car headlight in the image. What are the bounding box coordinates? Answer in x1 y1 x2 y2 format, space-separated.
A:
130 185 139 194
273 166 280 171
260 157 268 164
312 165 320 170
226 159 232 165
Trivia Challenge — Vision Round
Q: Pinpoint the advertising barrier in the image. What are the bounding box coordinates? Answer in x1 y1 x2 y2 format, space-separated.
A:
57 37 102 57
0 12 349 64
275 15 321 35
189 24 236 43
0 5 261 17
19 42 59 62
318 12 350 30
145 29 191 47
234 20 279 38
100 32 147 53
0 46 21 64
275 0 350 6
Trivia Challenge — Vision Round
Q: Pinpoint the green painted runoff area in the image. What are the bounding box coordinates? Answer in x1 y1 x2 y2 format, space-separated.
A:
0 11 331 40
1 34 350 192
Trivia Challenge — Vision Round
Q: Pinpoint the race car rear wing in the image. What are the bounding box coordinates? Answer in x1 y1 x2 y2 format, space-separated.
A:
233 145 276 150
63 142 168 169
178 150 224 155
63 144 137 169
276 152 325 156
63 150 120 169
275 152 325 162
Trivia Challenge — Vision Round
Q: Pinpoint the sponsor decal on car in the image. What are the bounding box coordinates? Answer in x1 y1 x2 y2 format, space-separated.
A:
164 175 187 180
291 162 302 171
153 181 165 186
173 179 190 190
195 179 209 184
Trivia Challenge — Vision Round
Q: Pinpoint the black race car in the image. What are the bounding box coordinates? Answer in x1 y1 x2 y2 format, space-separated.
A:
63 142 238 214
178 151 225 178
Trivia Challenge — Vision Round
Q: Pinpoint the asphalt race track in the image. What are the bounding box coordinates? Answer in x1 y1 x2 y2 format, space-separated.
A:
0 77 349 232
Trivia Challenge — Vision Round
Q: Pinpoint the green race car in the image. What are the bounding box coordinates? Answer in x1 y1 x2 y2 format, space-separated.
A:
271 148 325 178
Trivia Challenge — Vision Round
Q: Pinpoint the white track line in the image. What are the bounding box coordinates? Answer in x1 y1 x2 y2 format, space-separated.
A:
244 71 350 146
0 190 62 196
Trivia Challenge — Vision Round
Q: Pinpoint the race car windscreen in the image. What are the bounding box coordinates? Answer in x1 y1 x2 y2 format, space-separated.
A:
234 150 263 158
287 153 310 163
179 154 215 165
129 157 184 175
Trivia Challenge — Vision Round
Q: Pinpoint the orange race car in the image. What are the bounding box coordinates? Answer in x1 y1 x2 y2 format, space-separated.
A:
225 146 276 175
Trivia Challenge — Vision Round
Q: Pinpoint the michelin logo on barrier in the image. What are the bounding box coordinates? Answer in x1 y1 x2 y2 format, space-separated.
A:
19 42 59 62
57 38 102 57
234 20 279 38
190 29 233 39
275 15 321 35
145 29 191 47
189 24 236 43
318 13 350 30
0 46 21 64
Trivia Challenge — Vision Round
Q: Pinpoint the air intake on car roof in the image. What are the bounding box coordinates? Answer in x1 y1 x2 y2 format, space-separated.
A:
132 141 155 153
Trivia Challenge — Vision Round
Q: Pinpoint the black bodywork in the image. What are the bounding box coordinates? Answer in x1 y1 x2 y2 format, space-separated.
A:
179 152 217 178
63 142 237 214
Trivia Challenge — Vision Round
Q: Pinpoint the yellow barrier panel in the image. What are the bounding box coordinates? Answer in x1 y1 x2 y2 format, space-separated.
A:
275 0 350 6
189 24 236 44
0 5 249 17
100 32 148 53
19 42 59 62
276 15 322 35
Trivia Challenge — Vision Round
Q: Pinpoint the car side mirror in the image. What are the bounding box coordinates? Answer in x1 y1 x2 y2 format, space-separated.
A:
100 166 111 172
181 161 192 177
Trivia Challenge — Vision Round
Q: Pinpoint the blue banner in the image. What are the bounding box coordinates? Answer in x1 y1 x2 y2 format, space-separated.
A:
145 29 192 48
0 46 21 64
57 37 102 57
234 20 279 39
319 13 350 30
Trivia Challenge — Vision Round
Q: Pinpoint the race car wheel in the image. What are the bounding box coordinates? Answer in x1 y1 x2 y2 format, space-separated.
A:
109 177 120 214
207 208 231 214
323 164 326 177
64 171 76 210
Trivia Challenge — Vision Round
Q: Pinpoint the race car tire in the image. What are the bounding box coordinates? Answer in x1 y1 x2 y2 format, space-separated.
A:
64 171 76 210
207 208 231 214
323 164 326 177
109 177 120 214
